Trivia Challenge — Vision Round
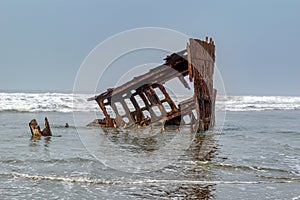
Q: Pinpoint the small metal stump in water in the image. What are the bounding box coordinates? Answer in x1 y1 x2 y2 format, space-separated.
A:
29 117 52 137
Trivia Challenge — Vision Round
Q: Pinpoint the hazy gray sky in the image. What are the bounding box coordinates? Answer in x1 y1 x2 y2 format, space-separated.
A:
0 0 299 96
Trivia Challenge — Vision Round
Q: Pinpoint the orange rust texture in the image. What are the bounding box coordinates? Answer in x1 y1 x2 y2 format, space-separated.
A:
189 38 216 131
88 37 216 132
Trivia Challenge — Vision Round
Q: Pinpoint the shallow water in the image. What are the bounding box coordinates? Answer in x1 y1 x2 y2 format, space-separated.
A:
1 94 300 199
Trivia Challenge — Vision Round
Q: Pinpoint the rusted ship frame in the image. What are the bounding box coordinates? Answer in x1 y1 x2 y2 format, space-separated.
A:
88 37 217 132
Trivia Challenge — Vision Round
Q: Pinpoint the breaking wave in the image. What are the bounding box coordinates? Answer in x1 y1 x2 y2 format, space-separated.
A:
2 172 299 185
0 92 98 113
1 92 300 113
216 96 300 112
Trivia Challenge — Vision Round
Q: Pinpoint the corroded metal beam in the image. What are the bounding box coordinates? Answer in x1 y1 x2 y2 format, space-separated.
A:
88 37 216 132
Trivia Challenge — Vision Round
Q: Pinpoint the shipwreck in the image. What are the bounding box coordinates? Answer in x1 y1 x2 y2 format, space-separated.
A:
88 37 217 132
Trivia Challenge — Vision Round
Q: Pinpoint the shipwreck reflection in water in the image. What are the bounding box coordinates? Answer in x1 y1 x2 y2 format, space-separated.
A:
102 125 184 153
162 184 214 200
182 133 217 199
189 133 217 161
102 128 218 199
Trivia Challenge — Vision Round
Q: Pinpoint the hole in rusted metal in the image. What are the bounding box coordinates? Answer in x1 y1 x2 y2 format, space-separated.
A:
153 87 165 101
105 105 116 118
162 102 171 113
134 95 145 108
123 117 129 123
142 110 151 118
183 115 191 124
192 109 197 118
124 98 135 112
115 102 126 116
152 106 161 117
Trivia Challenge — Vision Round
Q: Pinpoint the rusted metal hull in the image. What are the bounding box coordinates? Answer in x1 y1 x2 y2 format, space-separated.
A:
88 37 216 132
29 117 52 137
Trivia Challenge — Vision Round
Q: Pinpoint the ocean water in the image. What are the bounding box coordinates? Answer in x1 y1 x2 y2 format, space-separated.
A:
0 93 300 199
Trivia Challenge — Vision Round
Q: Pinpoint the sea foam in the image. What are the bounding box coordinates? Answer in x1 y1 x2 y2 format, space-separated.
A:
1 93 300 113
217 96 300 111
0 92 98 113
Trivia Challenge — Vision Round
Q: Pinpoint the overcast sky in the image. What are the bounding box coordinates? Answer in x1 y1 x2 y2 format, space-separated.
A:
0 0 299 96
